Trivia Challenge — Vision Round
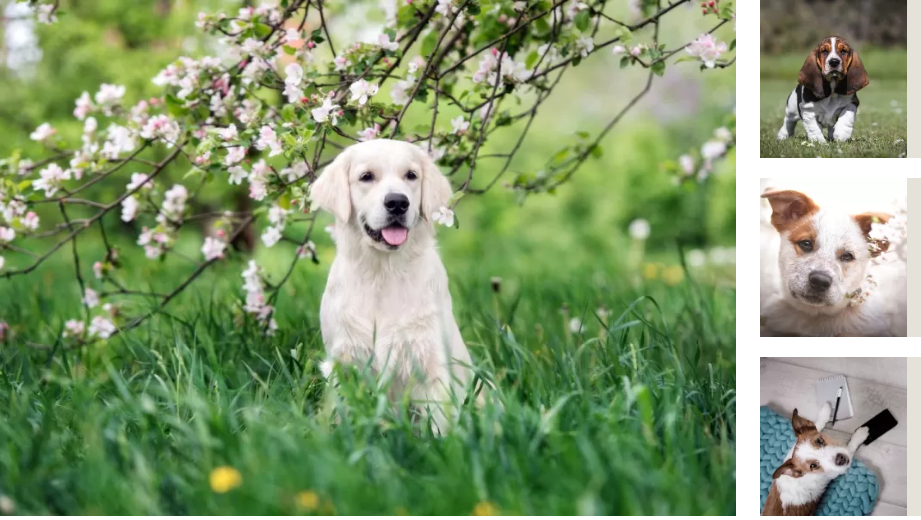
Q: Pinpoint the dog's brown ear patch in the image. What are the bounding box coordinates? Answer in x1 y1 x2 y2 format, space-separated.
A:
762 190 820 234
772 459 803 479
853 212 892 257
845 48 869 95
791 408 817 436
799 40 828 99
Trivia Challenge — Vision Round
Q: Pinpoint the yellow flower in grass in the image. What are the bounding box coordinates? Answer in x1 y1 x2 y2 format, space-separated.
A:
662 265 684 286
296 490 320 511
473 501 499 516
642 262 658 280
209 466 242 493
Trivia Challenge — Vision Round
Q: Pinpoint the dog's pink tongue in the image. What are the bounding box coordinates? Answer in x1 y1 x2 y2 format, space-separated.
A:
381 226 408 246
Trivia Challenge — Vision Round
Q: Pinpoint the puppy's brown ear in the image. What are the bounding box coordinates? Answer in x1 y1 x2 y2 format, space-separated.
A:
798 43 827 99
761 190 820 233
845 49 869 95
773 459 803 479
310 149 352 222
416 145 453 223
791 408 817 436
853 212 892 256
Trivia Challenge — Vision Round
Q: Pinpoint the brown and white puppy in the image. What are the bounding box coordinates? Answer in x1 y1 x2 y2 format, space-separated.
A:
776 36 869 142
762 404 869 516
760 188 905 337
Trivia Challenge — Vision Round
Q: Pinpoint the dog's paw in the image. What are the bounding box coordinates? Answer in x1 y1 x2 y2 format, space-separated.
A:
850 426 870 447
815 401 832 429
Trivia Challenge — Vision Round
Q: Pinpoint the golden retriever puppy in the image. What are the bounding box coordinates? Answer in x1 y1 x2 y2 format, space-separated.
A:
310 139 478 433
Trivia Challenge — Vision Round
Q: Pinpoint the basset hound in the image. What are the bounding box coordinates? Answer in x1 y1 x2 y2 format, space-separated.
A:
776 36 869 143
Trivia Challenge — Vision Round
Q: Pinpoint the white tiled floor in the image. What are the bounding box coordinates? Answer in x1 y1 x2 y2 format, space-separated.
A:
760 357 908 516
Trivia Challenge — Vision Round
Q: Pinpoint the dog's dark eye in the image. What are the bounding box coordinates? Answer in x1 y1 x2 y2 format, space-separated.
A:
821 49 829 55
810 463 818 470
359 172 374 182
840 252 855 262
816 437 825 446
797 239 814 252
405 170 418 181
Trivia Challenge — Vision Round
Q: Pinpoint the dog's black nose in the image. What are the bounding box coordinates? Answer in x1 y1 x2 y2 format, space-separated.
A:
384 193 410 215
828 57 841 68
835 453 849 466
808 271 833 291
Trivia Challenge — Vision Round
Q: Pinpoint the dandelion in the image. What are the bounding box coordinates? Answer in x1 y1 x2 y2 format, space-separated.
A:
662 265 684 285
569 317 584 334
642 263 658 280
473 501 499 516
628 219 650 240
296 490 320 511
209 466 242 493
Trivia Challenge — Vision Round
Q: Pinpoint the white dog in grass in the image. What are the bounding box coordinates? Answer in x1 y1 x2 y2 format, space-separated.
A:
310 139 481 433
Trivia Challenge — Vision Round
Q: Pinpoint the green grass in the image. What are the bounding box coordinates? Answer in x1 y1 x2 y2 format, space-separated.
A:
0 240 736 515
760 49 907 158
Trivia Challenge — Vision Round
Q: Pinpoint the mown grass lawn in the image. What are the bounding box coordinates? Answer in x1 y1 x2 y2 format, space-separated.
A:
759 49 907 158
0 241 736 515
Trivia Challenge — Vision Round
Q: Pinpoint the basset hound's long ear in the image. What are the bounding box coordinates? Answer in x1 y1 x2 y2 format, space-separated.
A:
798 42 827 99
845 48 869 95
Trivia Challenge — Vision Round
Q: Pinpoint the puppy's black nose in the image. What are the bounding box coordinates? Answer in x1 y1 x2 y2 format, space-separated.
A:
808 271 833 291
835 454 849 466
384 193 409 215
828 57 841 68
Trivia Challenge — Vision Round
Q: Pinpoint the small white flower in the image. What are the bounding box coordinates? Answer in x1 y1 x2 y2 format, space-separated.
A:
575 36 594 58
311 98 340 124
121 196 139 222
628 219 650 240
88 316 116 339
22 212 39 231
714 127 732 141
612 45 626 55
261 226 283 247
0 227 14 243
201 237 226 261
255 125 283 156
432 205 455 227
218 124 238 141
391 78 414 106
225 146 246 166
0 256 4 271
569 317 584 333
30 123 56 142
701 140 727 160
74 92 94 120
127 173 154 191
679 154 694 175
83 288 100 308
348 79 379 106
268 205 288 226
685 33 728 68
33 163 71 197
228 166 248 185
285 28 301 43
36 4 57 24
357 124 381 142
378 33 399 51
687 249 707 268
451 116 469 135
64 319 86 338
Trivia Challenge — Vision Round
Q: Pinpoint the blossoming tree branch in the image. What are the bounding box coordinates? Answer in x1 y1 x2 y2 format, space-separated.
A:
0 0 735 346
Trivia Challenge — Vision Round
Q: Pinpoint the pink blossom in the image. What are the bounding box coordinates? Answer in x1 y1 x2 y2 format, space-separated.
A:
685 33 728 68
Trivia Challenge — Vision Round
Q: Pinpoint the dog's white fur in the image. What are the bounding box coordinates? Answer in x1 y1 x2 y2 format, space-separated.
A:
760 183 907 337
311 139 476 433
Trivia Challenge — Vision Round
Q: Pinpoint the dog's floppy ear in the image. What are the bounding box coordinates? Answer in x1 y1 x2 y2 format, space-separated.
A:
853 212 892 256
791 408 817 436
845 48 869 95
310 149 351 222
798 42 827 99
761 190 819 233
772 459 803 479
416 146 453 222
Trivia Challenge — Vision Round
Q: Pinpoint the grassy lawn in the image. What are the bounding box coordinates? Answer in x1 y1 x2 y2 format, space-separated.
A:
0 237 736 515
759 49 907 158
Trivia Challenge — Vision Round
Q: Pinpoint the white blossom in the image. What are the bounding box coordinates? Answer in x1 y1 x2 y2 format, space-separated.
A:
121 196 140 222
261 226 282 247
348 79 379 106
30 123 56 142
64 320 85 338
201 237 226 261
628 219 650 240
311 98 340 124
686 33 728 69
432 205 455 227
88 316 116 339
83 288 100 308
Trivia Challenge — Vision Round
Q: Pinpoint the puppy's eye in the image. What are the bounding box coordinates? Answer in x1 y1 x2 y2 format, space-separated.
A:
797 239 814 252
840 252 855 262
405 170 418 181
821 49 829 55
810 463 818 470
359 172 374 182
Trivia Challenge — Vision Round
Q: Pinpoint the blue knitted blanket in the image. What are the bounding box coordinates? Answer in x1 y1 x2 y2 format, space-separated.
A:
760 406 878 516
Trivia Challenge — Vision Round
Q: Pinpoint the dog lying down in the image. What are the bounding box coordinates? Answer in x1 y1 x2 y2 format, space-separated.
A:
760 186 907 337
310 139 488 433
762 404 868 516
